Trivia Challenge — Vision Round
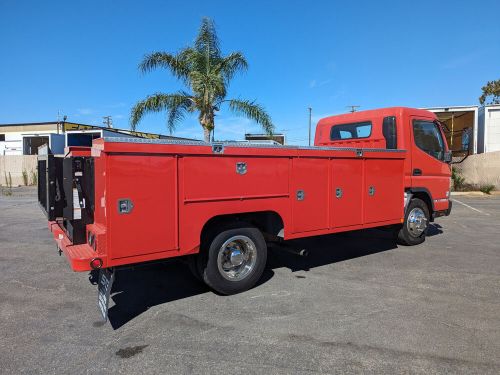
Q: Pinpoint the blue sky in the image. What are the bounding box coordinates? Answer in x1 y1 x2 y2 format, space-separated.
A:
1 0 499 144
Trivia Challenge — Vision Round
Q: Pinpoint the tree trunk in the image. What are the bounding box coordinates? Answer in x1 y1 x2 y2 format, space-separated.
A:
203 126 211 142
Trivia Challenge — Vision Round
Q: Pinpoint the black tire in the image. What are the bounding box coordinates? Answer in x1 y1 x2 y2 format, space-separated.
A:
199 224 267 295
397 198 430 246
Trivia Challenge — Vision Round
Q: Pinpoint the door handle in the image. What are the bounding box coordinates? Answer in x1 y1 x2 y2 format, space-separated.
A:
413 168 422 176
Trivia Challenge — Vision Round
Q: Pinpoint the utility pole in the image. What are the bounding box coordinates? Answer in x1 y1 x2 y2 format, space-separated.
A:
347 105 360 113
103 116 113 128
308 107 312 146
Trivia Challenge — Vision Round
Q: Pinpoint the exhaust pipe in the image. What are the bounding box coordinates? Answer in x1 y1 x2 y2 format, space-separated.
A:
270 242 309 257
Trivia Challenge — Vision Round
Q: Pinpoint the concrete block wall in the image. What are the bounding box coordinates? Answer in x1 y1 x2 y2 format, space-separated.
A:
454 151 500 189
0 155 38 186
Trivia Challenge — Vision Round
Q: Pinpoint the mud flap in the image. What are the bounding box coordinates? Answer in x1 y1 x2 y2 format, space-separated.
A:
97 268 115 321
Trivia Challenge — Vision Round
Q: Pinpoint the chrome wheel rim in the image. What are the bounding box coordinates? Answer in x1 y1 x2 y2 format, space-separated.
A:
217 235 257 281
407 207 428 237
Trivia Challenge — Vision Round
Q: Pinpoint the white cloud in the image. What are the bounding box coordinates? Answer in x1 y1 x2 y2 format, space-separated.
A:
309 78 332 89
77 108 94 115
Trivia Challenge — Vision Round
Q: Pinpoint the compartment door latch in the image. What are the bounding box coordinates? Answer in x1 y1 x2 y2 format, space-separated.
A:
118 199 134 214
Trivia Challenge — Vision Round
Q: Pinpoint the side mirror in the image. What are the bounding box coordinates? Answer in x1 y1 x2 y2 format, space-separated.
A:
444 150 453 163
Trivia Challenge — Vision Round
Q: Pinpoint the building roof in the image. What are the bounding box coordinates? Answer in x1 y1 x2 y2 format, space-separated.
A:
423 105 479 111
0 121 198 141
0 121 88 127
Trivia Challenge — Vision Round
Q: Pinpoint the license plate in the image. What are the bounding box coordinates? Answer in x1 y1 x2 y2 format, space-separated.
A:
97 268 115 321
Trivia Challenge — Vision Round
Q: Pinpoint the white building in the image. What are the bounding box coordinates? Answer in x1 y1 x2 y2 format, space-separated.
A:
0 121 195 155
424 104 500 154
477 104 500 153
424 106 479 154
0 122 62 155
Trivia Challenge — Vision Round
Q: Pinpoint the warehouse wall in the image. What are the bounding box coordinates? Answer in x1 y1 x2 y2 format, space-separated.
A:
454 151 500 189
0 155 38 186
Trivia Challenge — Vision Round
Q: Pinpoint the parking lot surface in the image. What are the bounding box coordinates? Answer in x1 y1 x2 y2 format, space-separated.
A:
1 187 499 374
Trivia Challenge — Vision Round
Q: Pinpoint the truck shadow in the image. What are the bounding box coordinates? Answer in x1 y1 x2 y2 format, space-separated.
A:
102 226 442 329
104 262 209 330
267 228 398 272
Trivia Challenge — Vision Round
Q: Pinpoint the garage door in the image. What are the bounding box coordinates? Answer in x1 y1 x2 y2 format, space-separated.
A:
488 109 500 152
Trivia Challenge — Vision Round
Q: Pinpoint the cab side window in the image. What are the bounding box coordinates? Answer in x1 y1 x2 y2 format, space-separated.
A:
330 121 372 140
413 120 445 160
382 116 397 149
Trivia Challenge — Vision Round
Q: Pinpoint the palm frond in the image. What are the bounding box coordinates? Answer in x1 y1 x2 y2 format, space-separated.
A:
227 99 274 135
139 52 189 80
195 17 220 58
130 92 193 132
216 52 248 82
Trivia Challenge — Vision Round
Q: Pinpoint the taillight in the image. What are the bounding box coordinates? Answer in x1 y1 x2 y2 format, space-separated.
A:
90 258 103 269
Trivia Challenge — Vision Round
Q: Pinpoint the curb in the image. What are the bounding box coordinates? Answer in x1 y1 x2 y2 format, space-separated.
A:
451 191 499 196
451 191 485 196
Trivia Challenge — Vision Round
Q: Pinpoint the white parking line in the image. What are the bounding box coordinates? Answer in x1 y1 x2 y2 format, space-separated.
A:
452 199 489 215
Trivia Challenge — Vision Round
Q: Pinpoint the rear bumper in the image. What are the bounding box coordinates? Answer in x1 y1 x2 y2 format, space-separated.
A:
445 200 452 216
48 221 105 272
432 200 452 219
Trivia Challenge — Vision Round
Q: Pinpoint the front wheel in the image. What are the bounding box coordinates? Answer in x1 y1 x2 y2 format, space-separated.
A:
199 224 267 295
397 198 430 246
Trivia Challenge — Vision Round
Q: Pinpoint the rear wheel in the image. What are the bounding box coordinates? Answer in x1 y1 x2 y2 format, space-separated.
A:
397 198 430 246
199 224 267 295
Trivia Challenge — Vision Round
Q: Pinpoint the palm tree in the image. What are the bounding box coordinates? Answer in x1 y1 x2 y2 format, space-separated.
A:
130 18 274 142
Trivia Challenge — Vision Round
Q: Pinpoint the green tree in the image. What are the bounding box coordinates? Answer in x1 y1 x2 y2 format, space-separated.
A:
131 18 274 142
479 79 500 105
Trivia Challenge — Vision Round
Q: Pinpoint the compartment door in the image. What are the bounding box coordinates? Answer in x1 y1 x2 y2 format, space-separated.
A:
291 158 329 233
107 155 177 259
331 159 363 228
364 159 404 224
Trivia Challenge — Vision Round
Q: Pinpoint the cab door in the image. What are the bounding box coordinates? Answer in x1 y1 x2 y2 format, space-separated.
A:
410 116 451 211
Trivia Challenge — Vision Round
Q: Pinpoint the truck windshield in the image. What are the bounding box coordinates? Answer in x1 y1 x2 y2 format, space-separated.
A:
413 120 445 161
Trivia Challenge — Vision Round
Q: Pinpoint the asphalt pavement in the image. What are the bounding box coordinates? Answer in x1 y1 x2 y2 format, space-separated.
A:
1 187 499 374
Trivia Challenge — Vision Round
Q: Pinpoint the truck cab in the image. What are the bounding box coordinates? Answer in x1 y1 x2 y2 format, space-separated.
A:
314 107 452 218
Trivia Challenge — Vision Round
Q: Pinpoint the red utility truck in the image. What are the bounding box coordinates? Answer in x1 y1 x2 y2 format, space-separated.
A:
38 107 452 319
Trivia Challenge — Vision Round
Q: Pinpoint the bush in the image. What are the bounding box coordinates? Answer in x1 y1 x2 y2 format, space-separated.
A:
479 184 495 195
30 170 38 186
22 170 29 186
1 187 12 196
451 168 465 191
2 172 12 196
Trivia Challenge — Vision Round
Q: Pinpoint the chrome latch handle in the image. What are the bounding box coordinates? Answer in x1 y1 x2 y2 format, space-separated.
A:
296 190 305 201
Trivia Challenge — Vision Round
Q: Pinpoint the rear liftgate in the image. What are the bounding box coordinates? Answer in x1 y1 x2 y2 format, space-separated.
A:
38 148 114 321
